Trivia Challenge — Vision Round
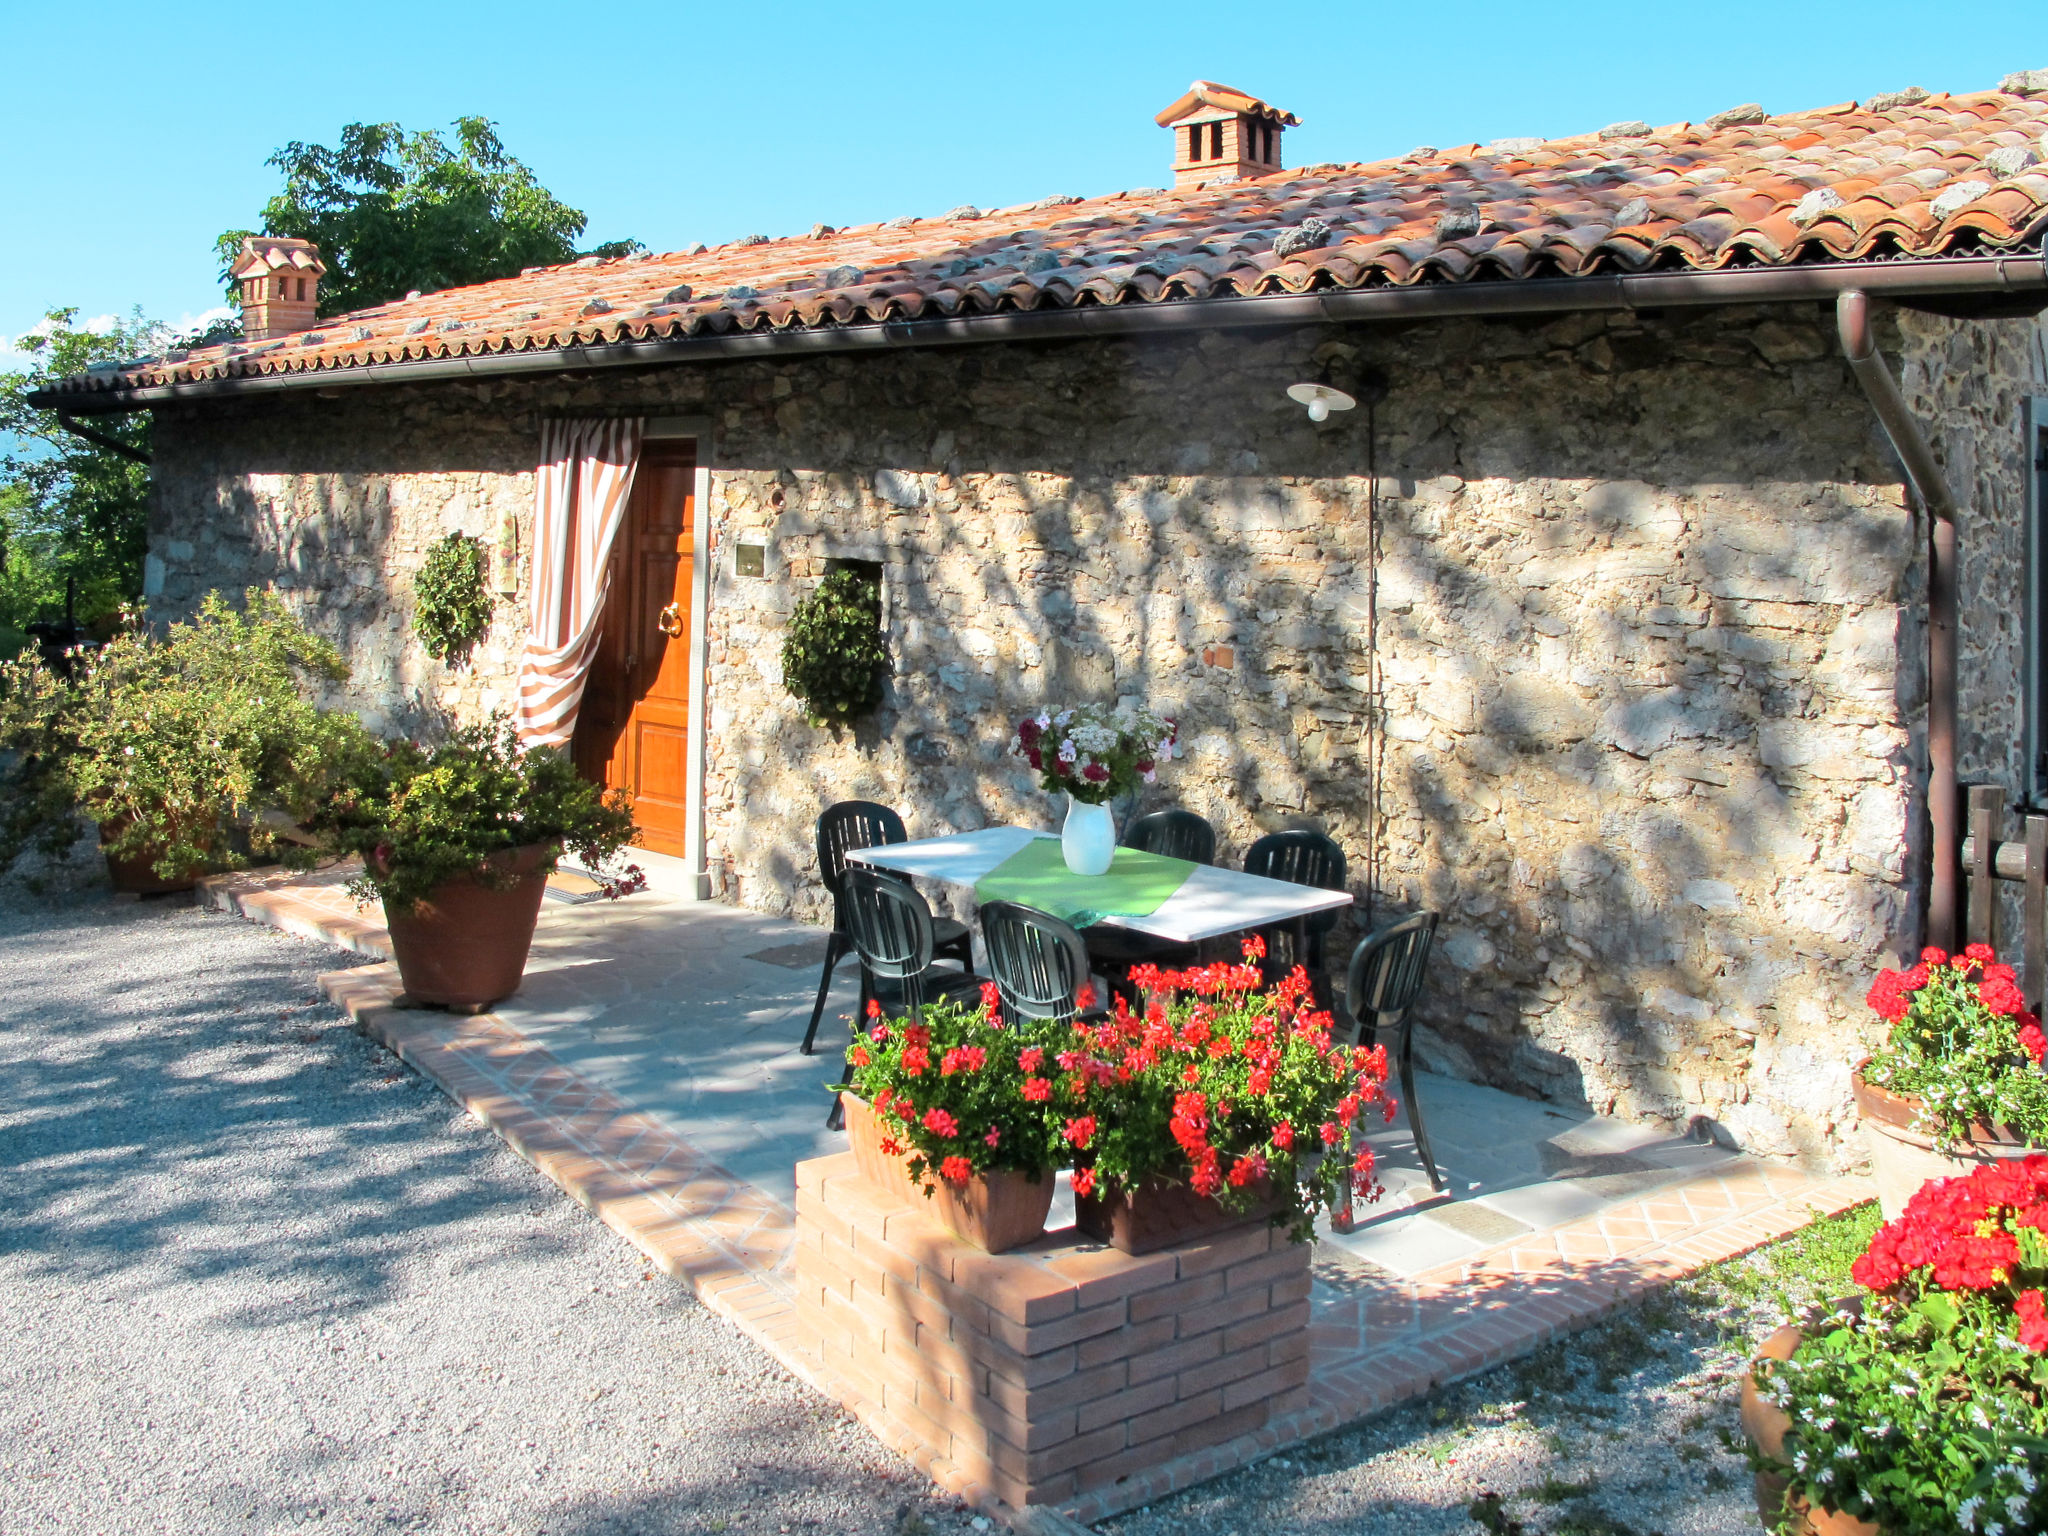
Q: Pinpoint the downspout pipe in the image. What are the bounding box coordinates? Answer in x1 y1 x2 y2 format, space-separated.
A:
53 411 150 466
1836 289 1960 952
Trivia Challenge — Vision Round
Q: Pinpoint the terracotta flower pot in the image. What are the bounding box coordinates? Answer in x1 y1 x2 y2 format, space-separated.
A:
98 821 202 895
1852 1063 2035 1220
1074 1174 1282 1255
383 845 552 1013
840 1094 1054 1254
1739 1306 1883 1536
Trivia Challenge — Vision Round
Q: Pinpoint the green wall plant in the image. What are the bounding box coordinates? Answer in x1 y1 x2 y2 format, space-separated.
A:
413 532 492 663
780 566 887 728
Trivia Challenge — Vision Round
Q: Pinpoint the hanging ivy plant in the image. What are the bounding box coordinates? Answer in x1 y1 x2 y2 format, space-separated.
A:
781 566 888 728
413 533 493 663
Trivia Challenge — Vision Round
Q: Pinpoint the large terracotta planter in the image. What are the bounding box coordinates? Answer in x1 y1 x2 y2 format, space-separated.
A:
383 845 552 1013
1074 1175 1281 1255
840 1093 1054 1254
1739 1307 1883 1536
1852 1063 2035 1220
98 821 202 895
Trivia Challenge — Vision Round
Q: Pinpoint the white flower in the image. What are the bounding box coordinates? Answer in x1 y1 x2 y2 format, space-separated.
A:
1058 740 1077 763
1986 1522 2005 1536
1141 769 1156 785
1960 1495 1983 1528
2006 1495 2028 1520
2017 1467 2038 1494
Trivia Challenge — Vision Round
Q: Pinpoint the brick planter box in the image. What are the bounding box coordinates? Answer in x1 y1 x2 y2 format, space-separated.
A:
792 1152 1311 1513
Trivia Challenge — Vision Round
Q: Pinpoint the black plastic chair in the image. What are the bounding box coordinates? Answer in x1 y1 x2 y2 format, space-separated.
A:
980 901 1111 1025
1243 829 1348 995
1124 809 1216 865
829 867 991 1127
1082 809 1217 994
802 801 973 1055
1333 911 1443 1227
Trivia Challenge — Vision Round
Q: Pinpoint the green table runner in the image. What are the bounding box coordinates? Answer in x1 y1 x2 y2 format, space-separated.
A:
971 836 1195 928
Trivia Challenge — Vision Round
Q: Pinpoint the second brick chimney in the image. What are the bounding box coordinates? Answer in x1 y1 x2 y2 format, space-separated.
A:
1156 81 1299 189
232 237 326 339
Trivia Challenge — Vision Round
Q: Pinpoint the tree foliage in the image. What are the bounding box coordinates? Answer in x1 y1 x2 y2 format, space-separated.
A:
215 117 639 315
0 308 162 643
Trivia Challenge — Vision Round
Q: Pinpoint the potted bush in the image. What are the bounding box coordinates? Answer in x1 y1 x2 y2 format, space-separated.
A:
1050 936 1394 1253
1855 944 2047 1218
0 591 368 892
1008 703 1178 875
308 717 639 1011
838 989 1065 1253
1741 1159 2048 1535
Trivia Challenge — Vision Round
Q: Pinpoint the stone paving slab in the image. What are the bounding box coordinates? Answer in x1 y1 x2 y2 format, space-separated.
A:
202 867 1874 1528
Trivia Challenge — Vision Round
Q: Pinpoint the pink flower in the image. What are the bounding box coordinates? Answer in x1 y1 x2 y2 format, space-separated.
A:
922 1107 959 1137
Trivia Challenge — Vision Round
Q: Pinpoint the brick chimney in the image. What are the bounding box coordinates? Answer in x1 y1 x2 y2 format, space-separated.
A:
1155 81 1299 189
231 237 326 339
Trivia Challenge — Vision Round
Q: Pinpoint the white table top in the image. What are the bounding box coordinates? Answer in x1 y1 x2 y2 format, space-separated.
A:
845 826 1352 944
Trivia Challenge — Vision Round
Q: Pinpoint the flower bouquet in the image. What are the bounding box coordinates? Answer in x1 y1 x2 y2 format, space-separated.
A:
837 989 1067 1252
1008 703 1177 875
1046 935 1393 1252
1743 1158 2048 1535
1856 944 2048 1216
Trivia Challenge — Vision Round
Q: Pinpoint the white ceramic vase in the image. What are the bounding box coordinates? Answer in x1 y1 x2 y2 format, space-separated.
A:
1062 795 1115 876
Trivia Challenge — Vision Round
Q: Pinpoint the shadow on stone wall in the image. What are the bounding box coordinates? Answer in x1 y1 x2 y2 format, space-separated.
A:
153 305 1951 1165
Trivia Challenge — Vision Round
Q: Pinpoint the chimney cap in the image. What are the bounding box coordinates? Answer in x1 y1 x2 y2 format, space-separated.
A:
231 236 328 280
1154 81 1300 129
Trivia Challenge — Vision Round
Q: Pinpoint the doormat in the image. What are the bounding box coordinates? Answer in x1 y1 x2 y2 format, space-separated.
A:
543 868 611 905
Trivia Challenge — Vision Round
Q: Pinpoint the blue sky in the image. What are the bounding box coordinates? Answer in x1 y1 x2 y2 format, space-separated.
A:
2 1 2042 367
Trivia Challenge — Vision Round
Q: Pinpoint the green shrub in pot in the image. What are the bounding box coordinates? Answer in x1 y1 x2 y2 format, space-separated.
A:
307 715 640 912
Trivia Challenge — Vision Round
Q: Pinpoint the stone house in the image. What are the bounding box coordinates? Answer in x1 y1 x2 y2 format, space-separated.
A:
37 76 2048 1168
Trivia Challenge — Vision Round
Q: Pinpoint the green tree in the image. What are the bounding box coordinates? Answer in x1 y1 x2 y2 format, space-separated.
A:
0 308 161 647
215 116 639 315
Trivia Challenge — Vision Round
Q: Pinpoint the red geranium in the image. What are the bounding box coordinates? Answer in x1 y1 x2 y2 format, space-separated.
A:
1861 942 2048 1155
1050 936 1392 1239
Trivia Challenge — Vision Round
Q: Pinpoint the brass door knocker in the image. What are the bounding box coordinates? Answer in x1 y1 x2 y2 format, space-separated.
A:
656 602 685 638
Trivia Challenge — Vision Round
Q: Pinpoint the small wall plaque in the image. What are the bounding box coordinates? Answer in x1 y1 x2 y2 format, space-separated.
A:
735 543 767 578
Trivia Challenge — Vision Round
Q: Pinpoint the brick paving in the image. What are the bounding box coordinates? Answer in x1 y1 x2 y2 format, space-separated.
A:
201 866 1874 1528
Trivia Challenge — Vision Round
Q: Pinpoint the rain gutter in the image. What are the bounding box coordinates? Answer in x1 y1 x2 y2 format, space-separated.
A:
53 411 151 465
1836 288 1962 953
32 252 2048 415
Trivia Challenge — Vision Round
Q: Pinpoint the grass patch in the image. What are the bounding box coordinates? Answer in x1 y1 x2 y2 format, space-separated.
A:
1528 1474 1599 1505
1680 1200 1880 1317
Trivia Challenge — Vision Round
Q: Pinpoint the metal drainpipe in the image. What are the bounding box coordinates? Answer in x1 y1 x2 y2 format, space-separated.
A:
1836 289 1960 952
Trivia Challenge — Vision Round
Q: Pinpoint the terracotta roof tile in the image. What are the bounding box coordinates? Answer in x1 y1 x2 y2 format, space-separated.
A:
50 82 2048 401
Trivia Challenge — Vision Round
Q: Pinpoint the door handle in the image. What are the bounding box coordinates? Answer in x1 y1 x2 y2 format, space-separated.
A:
657 602 685 638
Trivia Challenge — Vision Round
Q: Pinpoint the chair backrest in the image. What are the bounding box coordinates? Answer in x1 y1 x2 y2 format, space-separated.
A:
816 801 908 902
980 901 1095 1024
1243 829 1348 934
841 867 938 993
1343 911 1439 1043
1123 808 1216 866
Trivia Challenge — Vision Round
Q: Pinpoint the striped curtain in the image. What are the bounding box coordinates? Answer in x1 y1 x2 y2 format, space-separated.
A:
513 417 644 749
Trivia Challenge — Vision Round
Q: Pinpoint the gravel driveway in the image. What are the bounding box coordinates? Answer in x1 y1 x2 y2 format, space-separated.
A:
0 871 941 1536
0 860 1829 1536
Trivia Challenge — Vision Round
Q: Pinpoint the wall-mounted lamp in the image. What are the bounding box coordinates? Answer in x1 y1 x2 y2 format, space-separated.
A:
1285 380 1356 423
1286 365 1389 423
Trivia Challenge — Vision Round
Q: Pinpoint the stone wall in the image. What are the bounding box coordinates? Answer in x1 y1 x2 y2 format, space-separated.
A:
149 303 1938 1166
1897 308 2048 798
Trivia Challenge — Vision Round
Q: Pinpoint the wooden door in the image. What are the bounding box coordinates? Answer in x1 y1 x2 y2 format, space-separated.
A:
572 440 696 857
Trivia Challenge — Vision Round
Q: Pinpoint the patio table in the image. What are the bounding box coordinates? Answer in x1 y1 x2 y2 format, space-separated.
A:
844 825 1351 944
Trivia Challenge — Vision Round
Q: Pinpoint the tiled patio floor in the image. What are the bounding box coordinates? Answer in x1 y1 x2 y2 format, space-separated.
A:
202 862 1872 1526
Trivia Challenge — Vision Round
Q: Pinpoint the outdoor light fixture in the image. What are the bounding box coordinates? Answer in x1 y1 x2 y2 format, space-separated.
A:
1286 379 1356 423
